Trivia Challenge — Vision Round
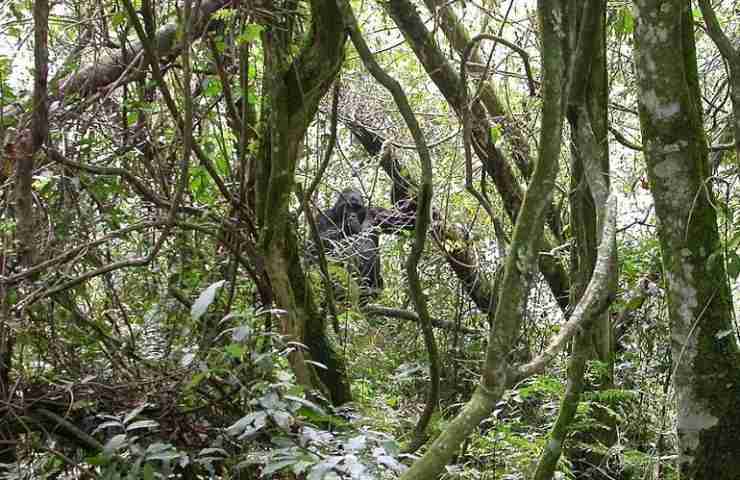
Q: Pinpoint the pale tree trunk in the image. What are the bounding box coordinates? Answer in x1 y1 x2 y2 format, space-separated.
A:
633 1 740 477
533 2 616 477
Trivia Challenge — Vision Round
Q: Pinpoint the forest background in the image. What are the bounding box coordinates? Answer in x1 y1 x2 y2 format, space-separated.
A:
1 0 740 479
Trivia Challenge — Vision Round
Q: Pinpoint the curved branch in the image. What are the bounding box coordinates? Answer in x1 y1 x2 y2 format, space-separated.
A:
512 195 617 382
337 0 439 452
61 0 230 98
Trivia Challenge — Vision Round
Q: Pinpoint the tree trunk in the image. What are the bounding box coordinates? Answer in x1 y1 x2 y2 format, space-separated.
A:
633 1 740 477
255 0 351 405
384 0 571 311
399 3 569 477
534 2 616 477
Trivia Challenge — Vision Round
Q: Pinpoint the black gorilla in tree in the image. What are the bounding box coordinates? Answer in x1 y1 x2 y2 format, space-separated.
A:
317 189 365 241
317 188 383 293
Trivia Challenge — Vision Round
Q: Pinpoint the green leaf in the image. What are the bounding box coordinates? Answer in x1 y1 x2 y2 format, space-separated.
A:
147 451 182 461
615 7 634 35
284 395 326 415
489 125 502 143
224 343 245 359
127 420 159 431
187 371 207 389
262 459 297 476
143 463 155 480
198 447 227 457
237 24 264 45
123 403 148 425
111 11 126 28
203 78 222 97
126 111 139 126
103 434 128 454
716 329 734 340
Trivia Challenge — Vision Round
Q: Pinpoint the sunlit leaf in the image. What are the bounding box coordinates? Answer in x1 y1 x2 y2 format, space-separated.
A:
191 280 226 320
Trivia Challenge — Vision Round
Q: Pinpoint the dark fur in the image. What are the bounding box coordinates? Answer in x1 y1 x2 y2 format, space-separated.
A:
317 188 366 241
317 189 383 292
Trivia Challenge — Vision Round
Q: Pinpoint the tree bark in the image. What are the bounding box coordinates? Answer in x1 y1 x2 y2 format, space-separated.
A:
634 1 740 477
255 0 351 405
534 2 616 477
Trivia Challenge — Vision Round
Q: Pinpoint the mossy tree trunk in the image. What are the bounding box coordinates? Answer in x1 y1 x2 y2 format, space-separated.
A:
633 1 740 476
254 0 351 405
534 2 616 477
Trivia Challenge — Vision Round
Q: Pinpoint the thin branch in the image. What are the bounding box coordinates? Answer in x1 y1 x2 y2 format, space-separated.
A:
301 82 342 333
338 0 439 452
364 305 484 335
512 195 617 383
464 34 536 97
0 221 166 285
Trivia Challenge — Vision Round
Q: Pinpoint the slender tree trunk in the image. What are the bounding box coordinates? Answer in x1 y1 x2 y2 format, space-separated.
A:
0 0 50 465
633 1 740 477
398 3 569 477
255 0 351 405
533 3 615 477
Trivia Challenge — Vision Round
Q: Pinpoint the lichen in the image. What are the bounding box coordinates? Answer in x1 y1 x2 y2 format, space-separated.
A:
641 89 680 119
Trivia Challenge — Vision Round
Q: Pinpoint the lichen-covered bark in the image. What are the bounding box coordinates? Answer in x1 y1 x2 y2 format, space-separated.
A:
633 1 740 477
255 0 351 404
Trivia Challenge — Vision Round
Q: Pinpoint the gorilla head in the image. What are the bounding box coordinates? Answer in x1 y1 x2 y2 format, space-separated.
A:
322 188 366 238
315 189 383 294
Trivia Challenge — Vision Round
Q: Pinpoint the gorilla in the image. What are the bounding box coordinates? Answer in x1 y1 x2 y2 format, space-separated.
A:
317 188 366 243
354 207 383 292
316 189 383 293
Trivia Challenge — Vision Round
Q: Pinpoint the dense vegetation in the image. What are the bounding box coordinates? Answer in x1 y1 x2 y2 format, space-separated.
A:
1 0 739 478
